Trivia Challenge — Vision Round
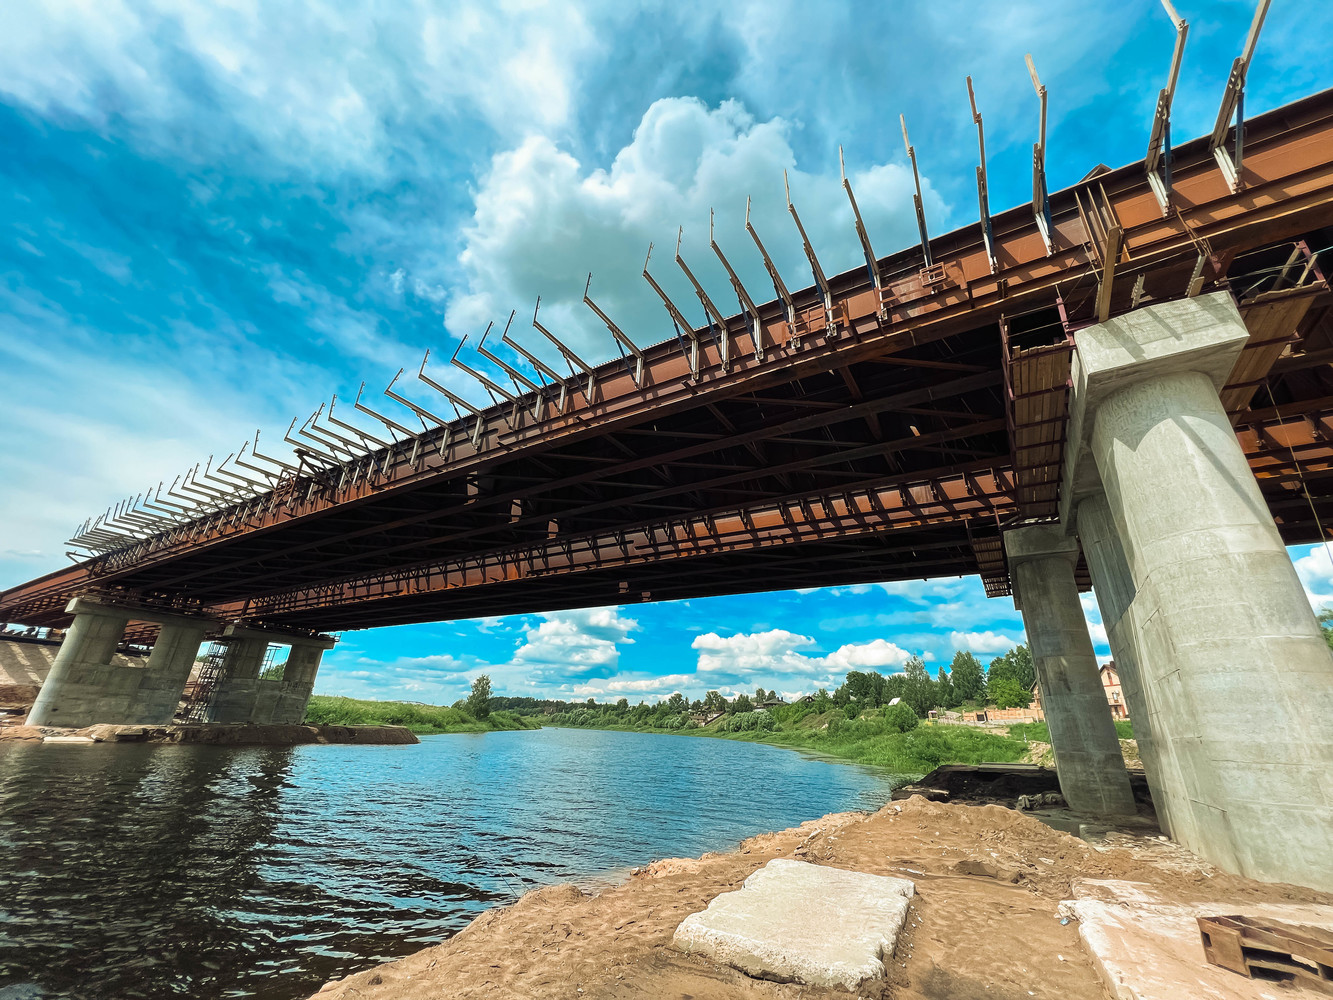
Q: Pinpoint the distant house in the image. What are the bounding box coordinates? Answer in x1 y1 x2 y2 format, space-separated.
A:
758 697 786 709
1101 662 1128 719
1031 661 1129 720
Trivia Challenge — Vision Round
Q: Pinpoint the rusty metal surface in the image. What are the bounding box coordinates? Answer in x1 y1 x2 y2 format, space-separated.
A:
2 89 1333 633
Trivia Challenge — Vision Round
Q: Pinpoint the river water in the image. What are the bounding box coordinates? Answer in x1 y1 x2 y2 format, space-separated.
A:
0 728 896 1000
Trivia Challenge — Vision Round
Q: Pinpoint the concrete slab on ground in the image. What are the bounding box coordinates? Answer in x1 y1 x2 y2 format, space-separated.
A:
1063 878 1333 1000
671 857 914 989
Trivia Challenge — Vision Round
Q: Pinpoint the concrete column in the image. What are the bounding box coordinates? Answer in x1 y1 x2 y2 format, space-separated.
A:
1068 291 1333 889
271 642 330 724
26 599 132 727
203 634 269 723
204 627 335 724
1005 523 1137 818
1075 492 1170 827
131 621 209 724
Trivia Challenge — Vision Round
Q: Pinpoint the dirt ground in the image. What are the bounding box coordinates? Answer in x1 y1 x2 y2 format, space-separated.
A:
306 797 1330 1000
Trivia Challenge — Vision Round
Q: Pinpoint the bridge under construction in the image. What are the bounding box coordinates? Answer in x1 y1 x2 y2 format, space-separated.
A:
2 10 1332 892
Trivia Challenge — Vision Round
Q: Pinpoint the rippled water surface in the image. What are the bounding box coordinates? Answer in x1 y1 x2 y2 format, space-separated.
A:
0 728 895 1000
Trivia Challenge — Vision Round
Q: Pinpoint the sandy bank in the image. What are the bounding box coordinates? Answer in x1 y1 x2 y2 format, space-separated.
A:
307 797 1329 999
0 722 418 745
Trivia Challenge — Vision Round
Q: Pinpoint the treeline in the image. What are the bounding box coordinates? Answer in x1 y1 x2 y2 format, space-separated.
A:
503 644 1036 724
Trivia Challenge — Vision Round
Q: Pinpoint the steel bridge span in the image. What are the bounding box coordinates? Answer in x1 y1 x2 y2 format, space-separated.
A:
3 74 1333 891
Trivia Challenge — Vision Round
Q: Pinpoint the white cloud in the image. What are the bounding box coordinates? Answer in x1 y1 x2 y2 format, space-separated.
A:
948 630 1022 658
693 629 919 679
0 0 597 174
444 95 947 360
1292 544 1333 609
822 638 912 672
512 606 639 677
692 629 818 674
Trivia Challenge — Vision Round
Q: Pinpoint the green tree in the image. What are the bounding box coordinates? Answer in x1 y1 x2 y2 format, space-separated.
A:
989 677 1032 710
1003 644 1036 689
666 692 687 713
812 688 832 711
615 697 629 714
703 690 726 714
1319 608 1333 650
466 674 492 719
936 666 959 708
733 693 754 714
949 651 985 703
883 700 920 732
903 656 936 716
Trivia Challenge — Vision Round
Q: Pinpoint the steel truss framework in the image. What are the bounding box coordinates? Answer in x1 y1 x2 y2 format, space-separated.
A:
3 89 1333 635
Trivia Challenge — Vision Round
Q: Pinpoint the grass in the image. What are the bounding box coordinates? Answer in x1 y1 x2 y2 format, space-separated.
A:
1008 718 1134 743
538 707 1034 780
713 720 1029 775
304 695 540 735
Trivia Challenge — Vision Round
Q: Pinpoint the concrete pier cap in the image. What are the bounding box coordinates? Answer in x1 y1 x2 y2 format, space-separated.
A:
1059 290 1249 529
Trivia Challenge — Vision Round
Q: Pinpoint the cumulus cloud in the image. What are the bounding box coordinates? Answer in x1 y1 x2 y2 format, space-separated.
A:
444 95 947 360
512 607 639 678
822 638 912 672
693 629 918 681
1292 544 1333 609
948 630 1022 658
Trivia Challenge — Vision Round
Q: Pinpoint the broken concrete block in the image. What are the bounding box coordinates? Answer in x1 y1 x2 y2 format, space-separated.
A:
672 858 914 989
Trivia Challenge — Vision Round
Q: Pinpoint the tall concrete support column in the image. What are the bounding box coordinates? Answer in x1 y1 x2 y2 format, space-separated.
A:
1005 524 1137 818
1066 291 1333 888
27 599 132 727
271 640 333 724
203 630 269 724
1075 492 1169 826
132 621 209 724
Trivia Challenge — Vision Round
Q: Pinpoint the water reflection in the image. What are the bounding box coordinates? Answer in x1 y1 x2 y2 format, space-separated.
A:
0 729 894 1000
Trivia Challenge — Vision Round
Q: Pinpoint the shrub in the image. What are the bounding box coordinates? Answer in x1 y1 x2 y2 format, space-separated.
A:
883 701 920 733
988 677 1032 710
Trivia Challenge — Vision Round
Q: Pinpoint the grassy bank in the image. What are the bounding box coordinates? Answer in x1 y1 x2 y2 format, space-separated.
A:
536 710 1044 776
304 695 540 735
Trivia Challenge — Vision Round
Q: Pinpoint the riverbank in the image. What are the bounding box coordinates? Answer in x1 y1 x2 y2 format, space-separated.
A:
0 722 418 745
304 695 540 734
307 794 1331 1000
536 715 1063 775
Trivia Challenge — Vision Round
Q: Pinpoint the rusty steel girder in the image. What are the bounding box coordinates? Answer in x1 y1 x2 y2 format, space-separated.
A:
2 88 1333 632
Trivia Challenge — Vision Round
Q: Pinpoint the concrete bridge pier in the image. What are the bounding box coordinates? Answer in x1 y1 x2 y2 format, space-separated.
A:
1004 524 1137 817
27 598 212 727
206 626 334 724
132 619 212 724
1065 291 1333 889
1074 492 1171 831
203 628 270 723
268 639 334 724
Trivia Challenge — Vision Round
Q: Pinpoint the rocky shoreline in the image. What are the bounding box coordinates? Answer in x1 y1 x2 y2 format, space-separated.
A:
0 722 419 745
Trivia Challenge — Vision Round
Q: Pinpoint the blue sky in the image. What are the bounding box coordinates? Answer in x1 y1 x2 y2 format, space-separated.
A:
2 1 1332 705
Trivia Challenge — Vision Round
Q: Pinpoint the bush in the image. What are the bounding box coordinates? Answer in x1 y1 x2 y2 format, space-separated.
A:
883 701 920 733
717 709 775 733
988 677 1032 710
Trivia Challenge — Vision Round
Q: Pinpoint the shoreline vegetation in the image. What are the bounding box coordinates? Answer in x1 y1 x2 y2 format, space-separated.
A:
303 695 538 735
306 650 1135 774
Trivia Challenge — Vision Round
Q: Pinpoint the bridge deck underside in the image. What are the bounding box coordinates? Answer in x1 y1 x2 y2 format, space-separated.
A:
3 91 1333 635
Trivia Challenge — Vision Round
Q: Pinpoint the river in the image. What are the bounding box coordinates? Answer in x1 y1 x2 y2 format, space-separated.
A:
0 727 897 1000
